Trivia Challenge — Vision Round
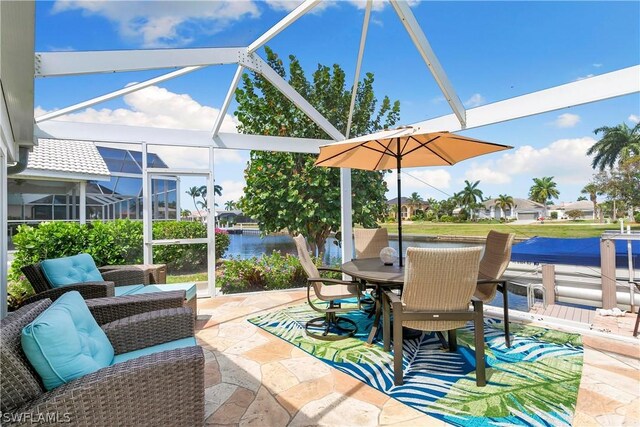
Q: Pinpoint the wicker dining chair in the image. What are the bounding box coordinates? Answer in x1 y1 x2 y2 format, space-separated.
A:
383 247 486 387
475 231 516 347
354 227 390 259
294 234 361 340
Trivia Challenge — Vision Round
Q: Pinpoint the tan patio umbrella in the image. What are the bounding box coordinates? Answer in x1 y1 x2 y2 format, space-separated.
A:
315 126 513 266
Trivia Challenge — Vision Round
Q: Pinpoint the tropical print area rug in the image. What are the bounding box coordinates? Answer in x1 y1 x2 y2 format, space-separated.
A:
248 301 583 427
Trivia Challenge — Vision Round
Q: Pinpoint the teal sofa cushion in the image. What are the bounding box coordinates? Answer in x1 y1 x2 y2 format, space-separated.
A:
40 254 104 288
112 337 197 364
21 291 115 390
134 283 197 302
114 284 146 296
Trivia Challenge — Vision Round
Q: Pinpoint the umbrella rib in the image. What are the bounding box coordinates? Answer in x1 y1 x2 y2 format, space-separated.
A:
449 135 513 149
403 135 455 165
371 139 398 170
316 140 391 167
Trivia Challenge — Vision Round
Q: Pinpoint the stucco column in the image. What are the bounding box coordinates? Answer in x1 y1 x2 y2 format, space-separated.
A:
79 181 86 224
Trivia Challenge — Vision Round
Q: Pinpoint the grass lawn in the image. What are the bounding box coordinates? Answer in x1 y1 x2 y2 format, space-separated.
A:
380 221 640 239
166 272 209 284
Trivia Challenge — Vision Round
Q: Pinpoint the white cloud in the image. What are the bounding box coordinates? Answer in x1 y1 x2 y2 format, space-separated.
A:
464 167 511 184
52 0 260 47
466 137 596 188
216 179 246 206
264 0 304 12
575 74 594 81
592 63 603 68
554 113 581 128
629 114 640 124
35 85 244 168
464 93 485 108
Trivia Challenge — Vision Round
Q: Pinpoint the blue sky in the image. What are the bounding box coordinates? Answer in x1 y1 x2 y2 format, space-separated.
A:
34 1 640 212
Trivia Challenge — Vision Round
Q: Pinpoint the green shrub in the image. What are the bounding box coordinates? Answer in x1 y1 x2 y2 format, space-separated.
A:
219 251 309 294
550 211 558 220
634 212 640 223
439 215 453 222
8 220 230 302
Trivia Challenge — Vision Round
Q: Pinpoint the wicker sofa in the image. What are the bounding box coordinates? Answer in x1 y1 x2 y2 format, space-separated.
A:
20 258 150 305
1 295 204 426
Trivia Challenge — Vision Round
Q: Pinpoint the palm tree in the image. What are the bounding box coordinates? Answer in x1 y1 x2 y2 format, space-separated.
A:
186 186 202 218
407 192 423 217
180 209 191 219
587 123 640 170
458 180 484 220
581 182 601 222
529 176 560 205
495 194 514 218
426 197 440 221
197 184 222 208
224 200 235 211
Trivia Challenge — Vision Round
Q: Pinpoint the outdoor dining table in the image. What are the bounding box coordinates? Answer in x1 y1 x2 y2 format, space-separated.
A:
341 258 404 344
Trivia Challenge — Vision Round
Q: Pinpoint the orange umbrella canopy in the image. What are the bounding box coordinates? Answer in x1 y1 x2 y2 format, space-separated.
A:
315 126 512 170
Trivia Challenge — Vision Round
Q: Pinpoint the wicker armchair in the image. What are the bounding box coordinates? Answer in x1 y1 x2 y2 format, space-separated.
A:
475 231 516 347
1 298 204 427
354 228 389 259
382 247 486 387
21 261 148 305
294 234 361 340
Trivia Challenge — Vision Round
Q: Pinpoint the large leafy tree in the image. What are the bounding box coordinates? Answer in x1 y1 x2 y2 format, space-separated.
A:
235 47 400 255
528 176 560 205
456 180 484 220
587 123 640 171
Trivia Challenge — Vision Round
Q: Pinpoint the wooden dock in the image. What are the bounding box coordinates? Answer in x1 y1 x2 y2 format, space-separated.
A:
529 302 596 324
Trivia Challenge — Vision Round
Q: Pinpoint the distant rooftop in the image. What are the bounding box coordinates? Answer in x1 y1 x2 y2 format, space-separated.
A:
18 139 110 181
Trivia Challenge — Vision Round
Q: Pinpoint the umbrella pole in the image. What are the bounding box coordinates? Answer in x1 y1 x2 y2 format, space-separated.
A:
397 149 403 267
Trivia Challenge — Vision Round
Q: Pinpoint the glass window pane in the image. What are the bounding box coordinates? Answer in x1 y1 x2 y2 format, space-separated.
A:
32 205 52 220
53 206 67 220
120 160 141 174
53 195 67 205
114 177 141 198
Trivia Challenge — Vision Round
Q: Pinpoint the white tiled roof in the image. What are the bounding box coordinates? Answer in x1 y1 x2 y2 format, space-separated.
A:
20 139 110 179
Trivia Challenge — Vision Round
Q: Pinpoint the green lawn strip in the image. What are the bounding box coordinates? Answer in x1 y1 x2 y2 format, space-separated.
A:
166 272 210 284
380 222 640 239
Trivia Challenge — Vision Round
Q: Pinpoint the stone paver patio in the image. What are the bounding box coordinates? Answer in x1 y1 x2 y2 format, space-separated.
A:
195 289 640 426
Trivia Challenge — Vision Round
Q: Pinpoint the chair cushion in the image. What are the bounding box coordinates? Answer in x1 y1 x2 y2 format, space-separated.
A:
21 291 115 391
131 283 197 301
114 284 146 296
112 337 197 364
40 254 104 288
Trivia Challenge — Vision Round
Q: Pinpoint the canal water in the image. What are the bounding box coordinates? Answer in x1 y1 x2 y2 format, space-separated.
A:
224 233 475 264
224 233 529 311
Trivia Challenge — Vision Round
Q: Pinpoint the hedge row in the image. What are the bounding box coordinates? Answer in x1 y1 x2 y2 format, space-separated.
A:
9 220 230 298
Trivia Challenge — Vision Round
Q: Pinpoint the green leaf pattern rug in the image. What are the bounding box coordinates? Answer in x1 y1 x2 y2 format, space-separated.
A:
248 302 583 426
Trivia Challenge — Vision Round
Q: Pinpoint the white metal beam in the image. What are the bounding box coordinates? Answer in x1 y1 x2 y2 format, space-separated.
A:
211 65 244 137
36 66 204 123
1 147 8 318
35 47 243 77
243 54 345 141
207 147 216 297
411 65 640 132
390 0 466 128
345 0 372 139
79 181 86 224
248 0 321 53
35 121 330 153
341 0 372 267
